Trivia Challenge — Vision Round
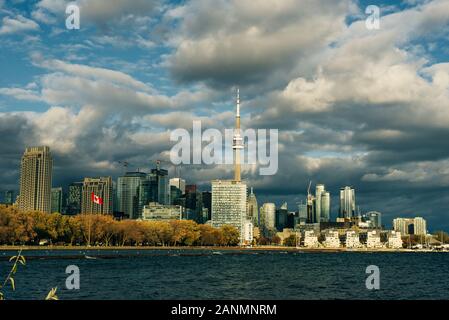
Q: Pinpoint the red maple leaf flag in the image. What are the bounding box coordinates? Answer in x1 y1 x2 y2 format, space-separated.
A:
91 192 103 205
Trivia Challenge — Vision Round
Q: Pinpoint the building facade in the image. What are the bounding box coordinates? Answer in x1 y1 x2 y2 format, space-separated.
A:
81 177 113 215
18 146 53 213
51 187 63 213
247 187 259 227
211 180 247 242
393 217 427 236
339 186 355 219
141 202 183 220
117 172 148 219
346 230 361 248
260 202 276 230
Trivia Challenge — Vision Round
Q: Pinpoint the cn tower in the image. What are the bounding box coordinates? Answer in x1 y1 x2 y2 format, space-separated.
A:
233 88 243 182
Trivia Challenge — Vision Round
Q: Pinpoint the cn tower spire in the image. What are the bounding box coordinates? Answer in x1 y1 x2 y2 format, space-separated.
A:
233 87 243 181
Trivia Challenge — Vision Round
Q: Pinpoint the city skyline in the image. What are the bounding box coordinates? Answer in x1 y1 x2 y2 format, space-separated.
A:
1 0 449 232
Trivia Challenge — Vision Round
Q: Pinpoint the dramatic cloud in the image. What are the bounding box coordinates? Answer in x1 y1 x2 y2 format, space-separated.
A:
1 0 449 231
0 14 40 35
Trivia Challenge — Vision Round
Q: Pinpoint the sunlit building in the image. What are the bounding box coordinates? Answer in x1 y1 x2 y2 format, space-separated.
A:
324 230 340 248
388 231 403 249
393 217 427 236
18 146 53 213
366 230 382 248
346 230 361 248
339 186 355 219
260 203 276 230
141 202 183 221
304 230 319 248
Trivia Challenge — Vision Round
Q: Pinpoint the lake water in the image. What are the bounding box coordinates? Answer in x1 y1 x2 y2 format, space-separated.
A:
0 249 448 300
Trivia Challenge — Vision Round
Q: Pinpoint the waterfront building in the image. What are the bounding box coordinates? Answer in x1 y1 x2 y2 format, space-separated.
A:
81 177 113 215
141 202 183 221
339 186 355 219
388 231 403 249
212 179 247 240
170 185 182 205
324 230 341 248
366 230 382 248
393 217 427 236
247 187 259 226
260 203 276 230
367 211 382 229
18 146 53 213
346 230 361 248
117 172 148 219
304 230 319 248
169 178 186 195
51 187 63 213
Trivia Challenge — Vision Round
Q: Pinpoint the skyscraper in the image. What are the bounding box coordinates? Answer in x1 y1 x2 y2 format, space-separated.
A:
117 172 148 219
320 191 331 222
211 180 247 238
260 203 276 230
339 186 355 219
18 146 53 213
169 178 186 195
393 217 427 236
315 184 325 222
211 89 248 243
51 187 63 213
67 182 83 215
149 164 169 205
367 211 382 229
81 177 113 215
247 187 259 226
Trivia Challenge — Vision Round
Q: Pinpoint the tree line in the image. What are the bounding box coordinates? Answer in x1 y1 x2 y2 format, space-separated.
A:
0 205 240 247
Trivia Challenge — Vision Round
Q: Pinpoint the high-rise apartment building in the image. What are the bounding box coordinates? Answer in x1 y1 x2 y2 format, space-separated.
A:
367 211 382 229
81 177 113 215
18 146 53 213
339 186 355 219
393 217 427 236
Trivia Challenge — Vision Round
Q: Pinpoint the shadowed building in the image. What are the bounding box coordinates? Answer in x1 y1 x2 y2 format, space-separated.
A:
81 177 113 215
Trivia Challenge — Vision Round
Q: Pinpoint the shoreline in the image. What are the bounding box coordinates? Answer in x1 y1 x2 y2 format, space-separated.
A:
0 245 443 253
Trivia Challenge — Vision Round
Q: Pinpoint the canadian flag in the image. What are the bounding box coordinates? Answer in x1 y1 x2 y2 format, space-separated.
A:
91 192 103 205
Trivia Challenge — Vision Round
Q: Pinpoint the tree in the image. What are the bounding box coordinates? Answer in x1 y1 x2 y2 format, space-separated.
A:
283 234 297 247
433 231 449 244
220 225 239 246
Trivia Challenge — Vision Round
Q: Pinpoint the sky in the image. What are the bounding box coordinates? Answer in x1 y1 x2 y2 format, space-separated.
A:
0 0 449 231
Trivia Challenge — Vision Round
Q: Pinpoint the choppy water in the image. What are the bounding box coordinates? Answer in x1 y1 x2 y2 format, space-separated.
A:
0 249 448 300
